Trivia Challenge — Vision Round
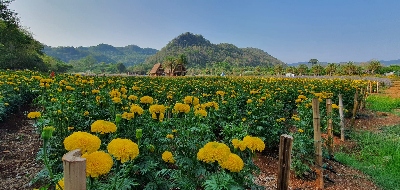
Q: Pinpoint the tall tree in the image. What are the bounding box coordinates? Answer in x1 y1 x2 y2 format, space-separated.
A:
0 0 47 71
164 56 176 76
116 63 126 73
308 59 319 66
367 60 382 74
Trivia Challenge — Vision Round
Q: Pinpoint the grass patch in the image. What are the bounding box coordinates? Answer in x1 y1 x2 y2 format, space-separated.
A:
365 95 400 112
336 125 400 190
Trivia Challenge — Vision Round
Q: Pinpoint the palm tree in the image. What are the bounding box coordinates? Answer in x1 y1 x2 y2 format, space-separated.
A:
325 63 337 76
297 64 308 76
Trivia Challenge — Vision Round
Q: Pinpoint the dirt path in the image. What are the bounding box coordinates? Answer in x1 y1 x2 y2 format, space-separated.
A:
0 106 42 190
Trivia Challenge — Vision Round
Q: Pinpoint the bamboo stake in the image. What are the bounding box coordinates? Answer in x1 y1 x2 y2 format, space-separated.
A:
369 81 372 93
277 134 293 190
351 90 359 127
326 99 333 156
339 94 345 141
312 98 323 190
376 81 379 93
63 149 86 190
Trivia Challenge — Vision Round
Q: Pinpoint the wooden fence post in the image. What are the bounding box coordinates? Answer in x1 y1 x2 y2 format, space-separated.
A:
339 94 345 141
350 90 359 127
376 81 379 93
63 149 86 190
277 134 293 190
312 98 323 190
326 99 333 156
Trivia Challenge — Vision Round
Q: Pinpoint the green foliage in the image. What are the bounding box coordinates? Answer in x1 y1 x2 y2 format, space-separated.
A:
336 125 400 190
145 32 285 69
43 44 158 67
203 171 242 190
366 95 400 112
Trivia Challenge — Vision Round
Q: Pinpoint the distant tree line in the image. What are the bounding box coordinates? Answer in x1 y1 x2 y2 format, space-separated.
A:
0 0 70 72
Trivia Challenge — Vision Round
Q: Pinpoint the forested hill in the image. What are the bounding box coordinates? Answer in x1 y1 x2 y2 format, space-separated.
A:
144 32 285 67
43 44 158 66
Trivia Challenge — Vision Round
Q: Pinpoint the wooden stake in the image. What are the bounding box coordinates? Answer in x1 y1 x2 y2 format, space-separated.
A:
376 81 379 93
277 134 293 190
351 90 359 127
312 98 323 190
339 94 345 141
63 149 86 190
326 99 333 156
369 81 372 93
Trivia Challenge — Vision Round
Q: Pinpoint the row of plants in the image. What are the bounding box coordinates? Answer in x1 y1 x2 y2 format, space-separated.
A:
0 70 369 189
0 70 41 121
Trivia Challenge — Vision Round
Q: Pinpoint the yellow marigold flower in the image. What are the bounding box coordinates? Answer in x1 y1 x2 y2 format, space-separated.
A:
162 151 175 164
166 134 174 139
197 142 231 163
82 151 113 178
167 94 173 99
216 91 225 96
243 136 265 152
246 99 253 104
219 153 244 172
112 97 122 104
140 96 153 104
107 138 139 163
332 104 339 109
201 101 219 110
242 118 246 122
250 90 259 95
96 96 101 102
173 103 190 114
84 111 89 116
51 98 57 102
91 89 100 94
194 109 207 117
63 131 101 153
295 99 302 103
121 112 135 120
65 86 75 91
132 86 140 91
56 178 64 190
183 96 200 106
222 101 228 104
298 95 307 100
231 139 246 151
172 129 177 133
120 87 127 94
27 111 41 119
91 120 117 134
130 104 144 115
109 89 121 98
68 126 74 130
298 128 304 133
128 95 138 101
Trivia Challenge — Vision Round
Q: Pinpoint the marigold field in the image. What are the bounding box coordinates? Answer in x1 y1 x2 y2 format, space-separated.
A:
0 69 371 189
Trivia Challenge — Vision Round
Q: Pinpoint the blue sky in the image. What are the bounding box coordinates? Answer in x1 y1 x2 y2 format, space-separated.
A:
10 0 400 64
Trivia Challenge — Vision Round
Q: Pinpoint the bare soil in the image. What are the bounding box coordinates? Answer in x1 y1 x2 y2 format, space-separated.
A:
1 83 400 189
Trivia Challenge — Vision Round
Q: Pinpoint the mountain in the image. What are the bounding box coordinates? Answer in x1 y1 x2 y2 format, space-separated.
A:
43 44 158 66
144 32 285 67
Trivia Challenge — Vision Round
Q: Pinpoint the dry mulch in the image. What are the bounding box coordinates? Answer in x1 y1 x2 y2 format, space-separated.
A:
0 106 42 190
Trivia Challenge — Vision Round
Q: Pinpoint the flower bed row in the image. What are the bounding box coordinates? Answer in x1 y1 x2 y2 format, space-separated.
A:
0 70 368 189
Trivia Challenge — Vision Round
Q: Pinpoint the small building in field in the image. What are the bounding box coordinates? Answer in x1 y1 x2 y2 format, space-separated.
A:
165 64 187 76
149 63 165 76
